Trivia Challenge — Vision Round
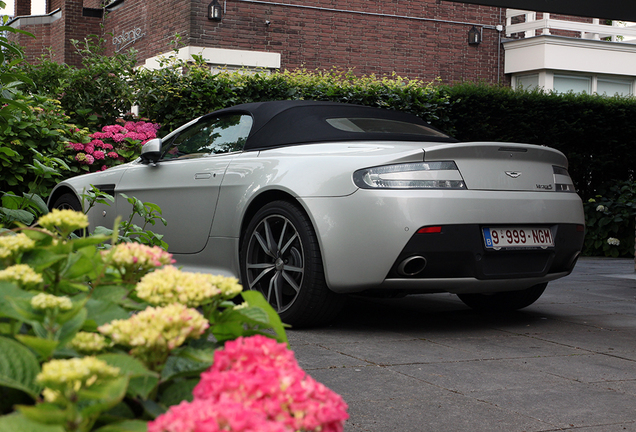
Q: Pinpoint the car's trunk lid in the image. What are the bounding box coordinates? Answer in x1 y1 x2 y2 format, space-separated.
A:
423 142 570 192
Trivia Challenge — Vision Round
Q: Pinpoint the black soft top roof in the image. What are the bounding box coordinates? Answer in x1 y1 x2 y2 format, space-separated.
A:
207 100 457 151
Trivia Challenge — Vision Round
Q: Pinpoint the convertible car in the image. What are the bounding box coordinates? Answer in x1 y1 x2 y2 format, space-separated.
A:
49 100 585 326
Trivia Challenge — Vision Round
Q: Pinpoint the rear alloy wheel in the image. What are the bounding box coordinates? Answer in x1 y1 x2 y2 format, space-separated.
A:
240 200 344 327
457 282 548 312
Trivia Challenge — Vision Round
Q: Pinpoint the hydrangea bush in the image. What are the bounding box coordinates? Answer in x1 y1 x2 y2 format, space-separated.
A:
149 336 348 432
583 180 636 258
66 120 161 172
0 210 347 432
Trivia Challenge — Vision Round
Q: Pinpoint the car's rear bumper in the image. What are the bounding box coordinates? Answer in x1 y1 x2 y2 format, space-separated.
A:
301 189 585 294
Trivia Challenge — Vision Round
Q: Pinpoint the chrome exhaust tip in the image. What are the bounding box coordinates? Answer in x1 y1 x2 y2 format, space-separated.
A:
397 256 427 276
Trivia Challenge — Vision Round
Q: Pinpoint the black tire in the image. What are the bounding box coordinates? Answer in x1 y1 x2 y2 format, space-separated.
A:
51 192 86 236
51 192 82 212
457 282 548 312
239 200 344 327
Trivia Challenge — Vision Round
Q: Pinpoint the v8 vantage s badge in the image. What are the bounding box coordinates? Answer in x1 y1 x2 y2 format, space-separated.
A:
505 171 521 178
536 184 554 190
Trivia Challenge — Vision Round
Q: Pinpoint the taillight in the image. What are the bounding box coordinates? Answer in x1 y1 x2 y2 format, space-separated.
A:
553 166 575 192
353 162 466 190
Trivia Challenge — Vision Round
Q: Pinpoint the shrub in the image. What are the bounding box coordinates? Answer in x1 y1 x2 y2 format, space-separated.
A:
0 210 320 432
583 180 636 257
0 94 89 197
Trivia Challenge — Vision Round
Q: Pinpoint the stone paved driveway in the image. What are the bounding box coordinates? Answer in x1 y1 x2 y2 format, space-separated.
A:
289 257 636 431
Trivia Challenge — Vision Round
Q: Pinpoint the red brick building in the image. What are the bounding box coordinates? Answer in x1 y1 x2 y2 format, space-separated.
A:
7 1 636 94
8 0 507 84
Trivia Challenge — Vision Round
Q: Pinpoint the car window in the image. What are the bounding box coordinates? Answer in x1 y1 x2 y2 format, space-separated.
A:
161 114 253 160
326 117 449 138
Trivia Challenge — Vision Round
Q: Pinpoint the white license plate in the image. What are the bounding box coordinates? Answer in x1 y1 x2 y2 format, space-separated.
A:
483 227 554 249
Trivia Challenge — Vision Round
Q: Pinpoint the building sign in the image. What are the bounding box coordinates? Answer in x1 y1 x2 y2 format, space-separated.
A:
113 27 145 53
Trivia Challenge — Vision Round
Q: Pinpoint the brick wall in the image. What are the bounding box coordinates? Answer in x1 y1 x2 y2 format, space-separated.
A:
97 0 506 83
10 23 52 64
188 0 506 83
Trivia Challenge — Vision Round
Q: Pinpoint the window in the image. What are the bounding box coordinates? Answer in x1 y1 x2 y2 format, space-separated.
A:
161 114 253 160
515 74 539 90
326 118 449 138
597 78 632 96
554 75 592 94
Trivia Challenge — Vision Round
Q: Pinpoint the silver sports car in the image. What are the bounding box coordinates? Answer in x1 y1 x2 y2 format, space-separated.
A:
49 100 585 326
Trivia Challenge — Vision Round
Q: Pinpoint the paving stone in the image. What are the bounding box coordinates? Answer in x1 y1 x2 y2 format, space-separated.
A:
290 258 636 432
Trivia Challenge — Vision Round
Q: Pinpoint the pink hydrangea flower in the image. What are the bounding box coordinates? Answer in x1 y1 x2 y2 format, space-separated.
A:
103 125 127 134
148 400 287 432
84 144 95 154
112 133 126 143
93 150 105 160
91 139 105 148
85 154 95 165
101 165 108 171
101 143 114 150
91 132 112 140
107 152 119 158
189 335 348 432
69 143 85 151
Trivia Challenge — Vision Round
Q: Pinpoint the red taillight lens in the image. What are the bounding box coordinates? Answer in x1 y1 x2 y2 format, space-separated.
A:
576 224 585 232
417 226 442 234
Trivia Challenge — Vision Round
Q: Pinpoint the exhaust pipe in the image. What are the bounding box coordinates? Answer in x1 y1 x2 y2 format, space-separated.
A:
397 256 427 276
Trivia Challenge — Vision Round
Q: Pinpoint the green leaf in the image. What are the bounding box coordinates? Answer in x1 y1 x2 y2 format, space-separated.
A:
22 192 48 214
70 235 111 250
241 290 288 344
159 378 198 407
17 403 68 425
93 419 148 432
85 299 130 327
56 296 89 325
0 412 65 432
75 377 130 422
0 336 42 399
0 282 32 320
5 297 42 322
97 401 136 423
140 399 165 419
14 335 59 360
97 353 159 400
21 249 67 272
0 208 34 224
57 307 87 345
160 353 212 382
91 285 129 302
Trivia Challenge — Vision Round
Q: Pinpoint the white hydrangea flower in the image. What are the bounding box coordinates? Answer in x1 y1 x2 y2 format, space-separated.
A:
38 209 88 234
0 264 43 288
31 293 73 311
607 237 620 246
0 233 36 259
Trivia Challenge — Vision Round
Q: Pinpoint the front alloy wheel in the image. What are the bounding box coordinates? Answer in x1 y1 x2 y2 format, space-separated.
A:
240 200 344 327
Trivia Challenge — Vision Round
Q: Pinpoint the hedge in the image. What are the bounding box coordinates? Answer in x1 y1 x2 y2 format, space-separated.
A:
18 53 636 200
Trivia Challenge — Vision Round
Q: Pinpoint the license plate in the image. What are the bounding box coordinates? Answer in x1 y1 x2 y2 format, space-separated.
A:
483 227 554 249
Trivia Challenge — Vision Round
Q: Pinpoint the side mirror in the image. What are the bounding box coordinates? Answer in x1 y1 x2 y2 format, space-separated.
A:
140 138 162 165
